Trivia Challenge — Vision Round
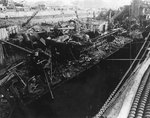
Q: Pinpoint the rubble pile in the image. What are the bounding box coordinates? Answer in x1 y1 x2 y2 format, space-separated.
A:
0 17 138 118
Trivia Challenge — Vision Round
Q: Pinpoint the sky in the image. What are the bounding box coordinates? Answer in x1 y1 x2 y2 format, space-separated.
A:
14 0 132 9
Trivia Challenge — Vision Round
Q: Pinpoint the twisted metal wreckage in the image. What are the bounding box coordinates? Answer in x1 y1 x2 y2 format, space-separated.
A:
0 8 149 118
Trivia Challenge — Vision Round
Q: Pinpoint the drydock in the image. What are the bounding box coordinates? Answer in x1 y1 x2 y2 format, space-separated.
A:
0 0 150 118
94 33 150 118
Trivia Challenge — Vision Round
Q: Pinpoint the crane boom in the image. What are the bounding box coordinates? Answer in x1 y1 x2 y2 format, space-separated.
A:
22 10 39 27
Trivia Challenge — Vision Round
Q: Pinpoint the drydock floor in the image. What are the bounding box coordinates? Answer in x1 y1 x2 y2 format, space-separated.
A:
10 60 129 118
10 41 142 118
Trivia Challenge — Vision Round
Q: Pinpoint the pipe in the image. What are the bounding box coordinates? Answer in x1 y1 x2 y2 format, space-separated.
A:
0 40 32 54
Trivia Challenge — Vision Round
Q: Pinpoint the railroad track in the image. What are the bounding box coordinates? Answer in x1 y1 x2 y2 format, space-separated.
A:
128 66 150 118
94 32 150 118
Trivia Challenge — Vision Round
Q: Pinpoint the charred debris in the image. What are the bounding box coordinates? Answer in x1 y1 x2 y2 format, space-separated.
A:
0 6 150 118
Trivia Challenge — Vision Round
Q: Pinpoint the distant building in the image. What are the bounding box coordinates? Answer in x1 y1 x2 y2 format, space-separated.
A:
6 0 15 9
38 4 46 10
0 0 8 6
30 3 46 10
46 5 80 11
131 0 150 18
